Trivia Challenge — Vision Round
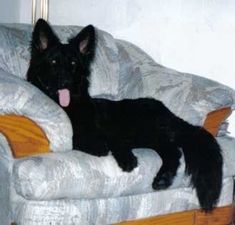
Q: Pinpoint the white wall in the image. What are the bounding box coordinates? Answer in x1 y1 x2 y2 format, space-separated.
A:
0 0 20 23
2 0 235 135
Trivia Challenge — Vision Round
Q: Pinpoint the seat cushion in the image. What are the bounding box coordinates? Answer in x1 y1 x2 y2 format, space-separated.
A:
13 149 162 200
13 136 235 201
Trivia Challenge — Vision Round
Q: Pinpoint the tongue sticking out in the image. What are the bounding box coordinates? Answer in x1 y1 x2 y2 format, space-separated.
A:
58 89 70 107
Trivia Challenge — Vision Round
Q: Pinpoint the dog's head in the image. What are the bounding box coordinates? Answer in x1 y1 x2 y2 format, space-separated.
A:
27 19 95 107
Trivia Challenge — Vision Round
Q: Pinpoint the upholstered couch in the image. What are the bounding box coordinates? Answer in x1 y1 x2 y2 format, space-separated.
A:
0 23 235 225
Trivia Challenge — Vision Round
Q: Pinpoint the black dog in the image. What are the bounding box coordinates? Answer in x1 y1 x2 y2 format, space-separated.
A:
27 19 223 211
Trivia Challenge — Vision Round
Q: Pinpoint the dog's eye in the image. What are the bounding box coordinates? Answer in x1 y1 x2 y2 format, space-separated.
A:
51 60 57 64
71 61 76 66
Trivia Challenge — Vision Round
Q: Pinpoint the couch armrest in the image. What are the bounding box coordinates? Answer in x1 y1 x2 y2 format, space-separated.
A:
0 69 72 153
116 40 235 127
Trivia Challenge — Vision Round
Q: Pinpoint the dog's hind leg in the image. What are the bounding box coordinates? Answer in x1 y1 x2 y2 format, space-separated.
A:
152 143 182 190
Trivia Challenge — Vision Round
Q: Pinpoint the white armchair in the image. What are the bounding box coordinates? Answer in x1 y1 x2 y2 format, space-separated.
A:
0 23 235 225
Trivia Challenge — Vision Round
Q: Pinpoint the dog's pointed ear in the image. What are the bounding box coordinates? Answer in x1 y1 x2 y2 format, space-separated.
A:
31 19 60 54
69 25 96 58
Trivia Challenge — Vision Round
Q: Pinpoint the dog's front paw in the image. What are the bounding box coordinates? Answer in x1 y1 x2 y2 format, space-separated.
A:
152 171 174 190
116 154 138 172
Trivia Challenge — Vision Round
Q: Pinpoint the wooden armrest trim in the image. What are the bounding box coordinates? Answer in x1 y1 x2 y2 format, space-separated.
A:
203 107 232 136
0 114 50 158
116 204 234 225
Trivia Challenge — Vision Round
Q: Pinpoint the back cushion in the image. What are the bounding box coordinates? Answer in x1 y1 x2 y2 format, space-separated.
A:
0 24 32 78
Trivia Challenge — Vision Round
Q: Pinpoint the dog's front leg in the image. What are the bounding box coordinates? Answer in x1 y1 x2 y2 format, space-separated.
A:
108 140 138 172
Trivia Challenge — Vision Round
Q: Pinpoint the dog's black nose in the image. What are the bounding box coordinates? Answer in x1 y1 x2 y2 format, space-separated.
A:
59 78 71 89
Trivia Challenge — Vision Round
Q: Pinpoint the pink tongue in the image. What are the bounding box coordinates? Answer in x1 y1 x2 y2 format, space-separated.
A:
58 89 70 107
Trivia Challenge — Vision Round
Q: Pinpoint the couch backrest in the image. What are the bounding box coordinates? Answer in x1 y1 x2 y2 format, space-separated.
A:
0 23 234 129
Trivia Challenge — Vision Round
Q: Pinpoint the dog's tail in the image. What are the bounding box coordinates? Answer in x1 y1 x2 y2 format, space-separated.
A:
177 123 223 211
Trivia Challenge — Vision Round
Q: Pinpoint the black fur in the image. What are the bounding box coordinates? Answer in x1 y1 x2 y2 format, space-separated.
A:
27 19 223 211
